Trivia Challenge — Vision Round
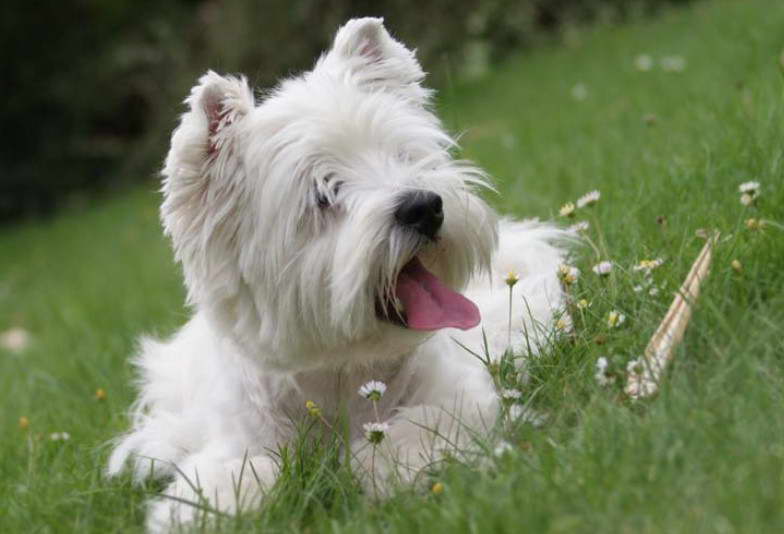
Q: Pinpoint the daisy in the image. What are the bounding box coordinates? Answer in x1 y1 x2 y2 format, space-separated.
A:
0 327 31 353
660 56 686 72
731 259 742 273
607 310 626 328
740 193 755 206
648 287 660 297
49 432 71 442
594 357 615 387
558 264 580 285
576 190 600 208
509 405 547 427
634 54 653 71
493 441 514 457
559 202 576 218
95 388 107 401
568 221 589 233
738 181 760 195
500 388 522 401
633 258 664 273
555 318 569 331
358 380 387 401
363 422 389 444
745 218 764 230
592 261 613 276
571 83 588 101
576 299 590 310
626 358 643 376
505 272 520 287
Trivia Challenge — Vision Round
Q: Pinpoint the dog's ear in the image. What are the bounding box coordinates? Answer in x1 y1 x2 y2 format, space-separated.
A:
185 70 255 159
326 18 428 99
160 72 255 306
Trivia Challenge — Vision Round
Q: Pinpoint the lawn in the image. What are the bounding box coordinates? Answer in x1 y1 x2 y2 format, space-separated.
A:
2 0 784 531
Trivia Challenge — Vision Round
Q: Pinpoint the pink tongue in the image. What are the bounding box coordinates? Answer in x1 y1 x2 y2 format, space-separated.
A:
394 258 480 331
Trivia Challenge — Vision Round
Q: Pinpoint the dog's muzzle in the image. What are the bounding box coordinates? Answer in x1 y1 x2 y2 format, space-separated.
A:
394 190 443 240
374 190 480 332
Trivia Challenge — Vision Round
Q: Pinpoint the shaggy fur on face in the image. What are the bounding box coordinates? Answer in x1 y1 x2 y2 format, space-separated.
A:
108 17 568 532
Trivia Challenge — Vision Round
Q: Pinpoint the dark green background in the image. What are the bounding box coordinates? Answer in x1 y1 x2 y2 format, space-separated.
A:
0 0 692 223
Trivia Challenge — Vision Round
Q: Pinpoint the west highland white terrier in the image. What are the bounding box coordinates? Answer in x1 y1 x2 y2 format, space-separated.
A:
108 17 568 531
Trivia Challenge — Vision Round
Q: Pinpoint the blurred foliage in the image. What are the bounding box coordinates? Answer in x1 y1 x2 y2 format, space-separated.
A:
0 0 693 223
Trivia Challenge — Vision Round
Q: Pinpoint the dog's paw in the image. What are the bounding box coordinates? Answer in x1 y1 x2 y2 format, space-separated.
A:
144 453 275 532
146 492 201 534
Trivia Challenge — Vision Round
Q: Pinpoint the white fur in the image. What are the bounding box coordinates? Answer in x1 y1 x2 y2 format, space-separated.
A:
108 18 568 532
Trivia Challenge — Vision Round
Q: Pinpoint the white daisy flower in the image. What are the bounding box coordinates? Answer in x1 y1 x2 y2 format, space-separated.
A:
592 261 613 276
1 327 31 353
633 258 664 273
738 181 760 194
568 221 589 233
500 388 522 401
505 272 520 287
626 358 644 376
509 405 547 427
740 193 755 206
633 285 644 293
571 83 588 101
576 190 601 208
558 264 580 285
648 287 660 296
745 218 765 230
634 54 653 71
358 381 387 401
607 310 626 328
660 56 687 72
576 299 590 310
559 202 576 218
49 432 71 442
493 441 515 457
363 422 389 444
594 357 615 387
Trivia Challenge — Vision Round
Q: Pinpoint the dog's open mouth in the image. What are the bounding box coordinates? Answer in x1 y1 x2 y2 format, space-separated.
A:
378 257 480 331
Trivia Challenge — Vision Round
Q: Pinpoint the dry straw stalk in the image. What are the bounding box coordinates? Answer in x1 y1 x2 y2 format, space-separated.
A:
625 232 719 399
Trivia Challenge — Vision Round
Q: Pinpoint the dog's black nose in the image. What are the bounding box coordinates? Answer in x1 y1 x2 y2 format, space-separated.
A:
395 190 443 239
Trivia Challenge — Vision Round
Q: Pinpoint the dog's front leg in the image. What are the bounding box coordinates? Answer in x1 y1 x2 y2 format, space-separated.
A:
146 452 277 533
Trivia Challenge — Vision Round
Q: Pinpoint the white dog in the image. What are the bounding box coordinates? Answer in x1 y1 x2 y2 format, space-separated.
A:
108 17 567 531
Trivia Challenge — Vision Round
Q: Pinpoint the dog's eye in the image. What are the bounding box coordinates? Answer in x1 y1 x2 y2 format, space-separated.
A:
316 176 342 208
316 190 329 208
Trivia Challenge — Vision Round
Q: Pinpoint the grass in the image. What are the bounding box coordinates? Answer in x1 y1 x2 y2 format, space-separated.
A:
2 0 784 531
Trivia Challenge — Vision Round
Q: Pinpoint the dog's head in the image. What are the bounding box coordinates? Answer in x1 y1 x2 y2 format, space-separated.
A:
161 18 497 371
